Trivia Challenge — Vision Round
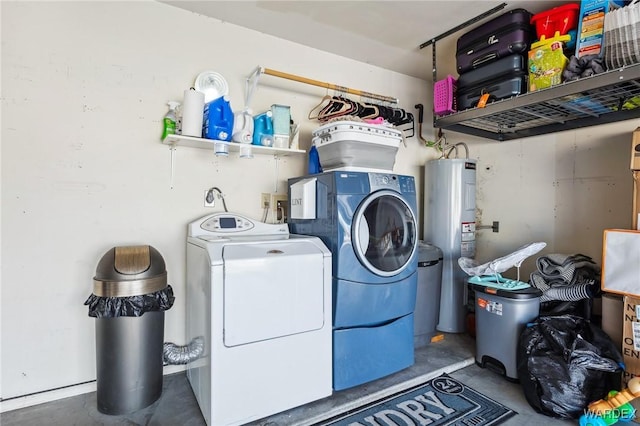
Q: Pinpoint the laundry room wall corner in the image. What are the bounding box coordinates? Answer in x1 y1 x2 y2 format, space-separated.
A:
0 0 430 406
4 0 632 408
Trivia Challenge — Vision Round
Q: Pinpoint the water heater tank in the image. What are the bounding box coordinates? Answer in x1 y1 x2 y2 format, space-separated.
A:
423 158 476 333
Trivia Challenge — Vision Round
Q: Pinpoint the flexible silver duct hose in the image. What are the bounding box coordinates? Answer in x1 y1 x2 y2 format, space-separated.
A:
539 282 594 303
163 336 205 365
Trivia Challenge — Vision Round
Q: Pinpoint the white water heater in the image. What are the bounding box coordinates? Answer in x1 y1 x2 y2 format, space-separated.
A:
424 158 476 333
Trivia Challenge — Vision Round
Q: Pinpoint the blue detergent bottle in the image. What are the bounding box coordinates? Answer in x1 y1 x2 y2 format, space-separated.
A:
203 96 234 141
252 111 274 146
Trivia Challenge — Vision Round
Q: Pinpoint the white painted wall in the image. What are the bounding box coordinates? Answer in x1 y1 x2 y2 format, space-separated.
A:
1 0 637 406
458 124 636 278
0 1 435 402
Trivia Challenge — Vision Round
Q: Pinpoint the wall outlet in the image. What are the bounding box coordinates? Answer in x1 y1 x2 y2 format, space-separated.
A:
204 190 215 207
261 192 288 223
275 198 288 223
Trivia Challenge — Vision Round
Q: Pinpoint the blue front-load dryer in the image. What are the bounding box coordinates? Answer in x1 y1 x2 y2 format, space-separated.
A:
288 171 419 391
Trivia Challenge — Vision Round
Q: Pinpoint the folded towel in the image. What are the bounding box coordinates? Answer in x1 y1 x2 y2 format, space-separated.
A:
535 253 599 283
563 55 606 82
530 253 600 302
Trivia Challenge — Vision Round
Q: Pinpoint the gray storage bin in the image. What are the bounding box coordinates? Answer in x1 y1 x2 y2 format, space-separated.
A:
470 281 541 380
413 241 443 348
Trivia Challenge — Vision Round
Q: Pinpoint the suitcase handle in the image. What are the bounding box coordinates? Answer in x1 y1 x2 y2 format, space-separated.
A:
472 53 498 68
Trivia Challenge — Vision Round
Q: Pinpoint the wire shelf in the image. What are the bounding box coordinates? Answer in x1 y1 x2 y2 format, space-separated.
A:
435 63 640 141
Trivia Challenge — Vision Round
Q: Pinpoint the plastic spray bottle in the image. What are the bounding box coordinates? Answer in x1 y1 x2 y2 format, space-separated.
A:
161 101 180 140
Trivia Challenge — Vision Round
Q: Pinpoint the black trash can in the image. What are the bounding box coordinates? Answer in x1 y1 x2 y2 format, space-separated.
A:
84 245 175 415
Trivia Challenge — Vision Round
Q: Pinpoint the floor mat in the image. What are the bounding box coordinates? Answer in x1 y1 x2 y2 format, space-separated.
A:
315 373 517 426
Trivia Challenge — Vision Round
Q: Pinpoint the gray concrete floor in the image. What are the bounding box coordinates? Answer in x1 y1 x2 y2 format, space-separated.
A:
0 333 576 426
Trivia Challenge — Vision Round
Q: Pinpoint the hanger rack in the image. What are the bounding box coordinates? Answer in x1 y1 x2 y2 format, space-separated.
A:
247 66 399 105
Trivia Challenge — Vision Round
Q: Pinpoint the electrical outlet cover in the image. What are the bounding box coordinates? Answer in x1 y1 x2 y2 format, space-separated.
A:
260 193 287 223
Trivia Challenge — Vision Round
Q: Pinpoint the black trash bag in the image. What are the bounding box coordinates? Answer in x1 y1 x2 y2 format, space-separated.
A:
517 314 624 419
540 298 593 320
84 285 175 318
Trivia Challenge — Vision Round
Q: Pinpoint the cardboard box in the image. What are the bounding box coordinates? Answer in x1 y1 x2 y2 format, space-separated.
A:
634 172 640 231
632 128 640 230
575 0 625 58
603 292 624 349
631 128 640 171
602 229 640 297
623 296 640 422
622 296 640 386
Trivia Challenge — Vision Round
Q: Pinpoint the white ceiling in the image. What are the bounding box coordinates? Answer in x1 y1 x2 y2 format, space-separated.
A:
160 0 563 81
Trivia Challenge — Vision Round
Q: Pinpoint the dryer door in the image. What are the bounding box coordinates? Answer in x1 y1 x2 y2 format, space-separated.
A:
222 240 326 347
353 190 417 277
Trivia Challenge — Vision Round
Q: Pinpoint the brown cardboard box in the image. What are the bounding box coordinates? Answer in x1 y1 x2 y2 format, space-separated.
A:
602 229 640 297
634 171 640 231
622 296 640 422
603 292 624 349
622 296 640 387
632 128 640 230
631 127 640 171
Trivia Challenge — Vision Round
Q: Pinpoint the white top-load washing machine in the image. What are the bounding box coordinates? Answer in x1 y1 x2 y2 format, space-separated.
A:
185 212 332 426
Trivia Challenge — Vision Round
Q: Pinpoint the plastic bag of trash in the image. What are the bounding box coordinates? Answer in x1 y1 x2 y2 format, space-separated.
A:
84 286 175 318
517 314 624 419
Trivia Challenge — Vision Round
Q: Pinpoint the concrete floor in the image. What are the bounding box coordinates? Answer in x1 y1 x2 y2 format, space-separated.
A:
0 333 577 426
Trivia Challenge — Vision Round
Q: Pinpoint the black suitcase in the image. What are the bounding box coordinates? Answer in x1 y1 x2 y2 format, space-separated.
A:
456 54 527 111
456 8 533 74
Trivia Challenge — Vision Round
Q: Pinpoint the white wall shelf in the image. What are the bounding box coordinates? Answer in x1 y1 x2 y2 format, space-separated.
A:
162 134 306 157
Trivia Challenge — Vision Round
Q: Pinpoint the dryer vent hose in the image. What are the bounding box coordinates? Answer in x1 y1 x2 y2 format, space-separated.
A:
540 282 595 303
163 336 205 365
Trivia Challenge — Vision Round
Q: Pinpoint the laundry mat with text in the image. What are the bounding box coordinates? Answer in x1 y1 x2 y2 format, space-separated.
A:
318 374 516 426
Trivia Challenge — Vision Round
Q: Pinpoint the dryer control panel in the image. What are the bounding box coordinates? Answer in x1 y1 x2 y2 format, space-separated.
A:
202 214 254 232
189 212 289 237
368 173 415 194
369 173 401 192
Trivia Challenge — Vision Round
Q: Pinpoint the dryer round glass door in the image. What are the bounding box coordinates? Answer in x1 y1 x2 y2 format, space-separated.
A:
352 190 417 277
